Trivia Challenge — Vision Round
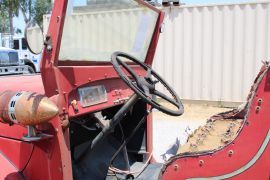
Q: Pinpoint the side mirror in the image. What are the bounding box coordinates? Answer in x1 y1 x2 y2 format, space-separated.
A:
25 21 44 55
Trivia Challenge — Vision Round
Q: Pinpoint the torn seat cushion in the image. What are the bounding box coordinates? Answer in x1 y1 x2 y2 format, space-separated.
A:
178 118 243 154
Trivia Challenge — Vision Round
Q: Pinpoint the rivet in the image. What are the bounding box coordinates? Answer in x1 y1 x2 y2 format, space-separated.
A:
57 16 60 23
255 106 260 113
199 160 204 166
228 150 234 157
88 78 92 82
258 98 263 106
173 164 179 171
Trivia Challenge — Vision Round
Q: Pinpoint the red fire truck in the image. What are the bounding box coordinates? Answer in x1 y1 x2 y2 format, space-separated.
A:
0 0 269 179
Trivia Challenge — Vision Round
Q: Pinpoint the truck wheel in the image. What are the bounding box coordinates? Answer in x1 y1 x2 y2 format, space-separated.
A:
26 65 35 74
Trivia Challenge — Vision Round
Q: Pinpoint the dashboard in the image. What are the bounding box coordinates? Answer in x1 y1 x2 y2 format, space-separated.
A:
68 78 134 117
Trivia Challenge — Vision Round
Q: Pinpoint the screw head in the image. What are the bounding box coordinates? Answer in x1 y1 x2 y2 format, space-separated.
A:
258 98 263 106
199 160 204 166
255 106 260 113
173 164 179 171
228 150 234 157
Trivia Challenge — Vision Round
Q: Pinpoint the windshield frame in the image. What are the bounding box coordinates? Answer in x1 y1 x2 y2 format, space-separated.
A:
56 0 162 66
40 0 164 97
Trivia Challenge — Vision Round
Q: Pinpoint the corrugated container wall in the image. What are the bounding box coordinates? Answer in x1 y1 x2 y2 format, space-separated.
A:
153 1 270 103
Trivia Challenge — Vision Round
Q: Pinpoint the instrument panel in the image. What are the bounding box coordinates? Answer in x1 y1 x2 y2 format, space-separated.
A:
78 85 108 107
68 78 134 117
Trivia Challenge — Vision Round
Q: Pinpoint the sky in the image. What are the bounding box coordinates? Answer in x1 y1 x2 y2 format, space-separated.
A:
13 0 255 33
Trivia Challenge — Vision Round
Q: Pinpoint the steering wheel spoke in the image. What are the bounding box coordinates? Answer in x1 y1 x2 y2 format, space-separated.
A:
117 58 140 81
153 80 159 85
146 68 152 78
153 90 179 107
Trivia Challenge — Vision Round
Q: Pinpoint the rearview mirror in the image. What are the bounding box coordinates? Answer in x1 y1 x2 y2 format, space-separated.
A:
25 22 44 55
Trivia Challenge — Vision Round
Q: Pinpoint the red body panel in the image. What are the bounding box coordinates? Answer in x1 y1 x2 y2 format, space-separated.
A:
0 152 23 180
0 75 44 93
0 137 33 171
161 68 270 180
23 132 63 180
18 115 66 180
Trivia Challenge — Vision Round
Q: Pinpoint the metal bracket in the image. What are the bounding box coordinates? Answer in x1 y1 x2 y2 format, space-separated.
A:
162 0 181 6
59 111 69 130
22 125 53 142
44 35 53 52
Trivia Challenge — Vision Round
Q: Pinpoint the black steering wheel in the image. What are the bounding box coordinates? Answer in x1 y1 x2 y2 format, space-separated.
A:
111 51 184 116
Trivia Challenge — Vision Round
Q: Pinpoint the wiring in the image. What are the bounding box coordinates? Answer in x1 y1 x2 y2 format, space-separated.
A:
108 111 152 178
108 152 153 176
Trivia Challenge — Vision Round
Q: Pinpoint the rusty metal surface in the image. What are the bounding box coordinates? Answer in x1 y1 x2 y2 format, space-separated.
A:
0 91 59 125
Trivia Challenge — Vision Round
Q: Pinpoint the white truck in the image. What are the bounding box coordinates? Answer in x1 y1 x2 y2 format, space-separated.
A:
13 35 41 73
0 47 34 76
1 34 41 73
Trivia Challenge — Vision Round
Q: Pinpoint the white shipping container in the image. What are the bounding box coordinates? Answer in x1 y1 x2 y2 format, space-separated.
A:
153 1 270 103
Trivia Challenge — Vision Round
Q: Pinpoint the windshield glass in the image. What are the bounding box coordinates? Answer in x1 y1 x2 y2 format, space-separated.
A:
59 0 159 63
0 51 19 66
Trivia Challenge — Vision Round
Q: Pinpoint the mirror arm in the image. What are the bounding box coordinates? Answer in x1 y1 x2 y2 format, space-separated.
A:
44 35 53 52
